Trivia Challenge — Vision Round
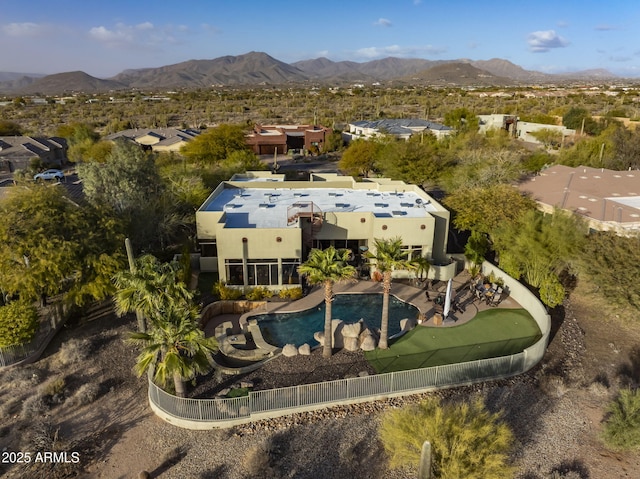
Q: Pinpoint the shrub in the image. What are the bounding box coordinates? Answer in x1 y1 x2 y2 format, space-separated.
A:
212 281 243 300
380 396 514 478
226 387 250 398
39 377 66 398
69 383 100 406
278 287 303 300
602 388 640 451
245 286 272 301
21 395 47 418
56 338 91 366
539 374 569 398
0 300 39 347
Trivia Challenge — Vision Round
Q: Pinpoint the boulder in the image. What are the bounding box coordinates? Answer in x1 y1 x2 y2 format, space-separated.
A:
343 336 359 351
359 331 377 351
282 344 298 357
400 317 417 333
358 371 370 377
313 331 324 345
240 380 254 389
342 320 363 338
298 343 311 355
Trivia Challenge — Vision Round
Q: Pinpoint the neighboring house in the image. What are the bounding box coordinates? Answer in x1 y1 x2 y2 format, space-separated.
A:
343 119 453 143
0 136 68 173
196 171 452 288
518 165 640 235
245 124 331 155
478 114 575 145
104 128 200 152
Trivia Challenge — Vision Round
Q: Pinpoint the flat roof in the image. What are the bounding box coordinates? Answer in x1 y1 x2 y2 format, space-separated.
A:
519 165 640 225
203 186 436 228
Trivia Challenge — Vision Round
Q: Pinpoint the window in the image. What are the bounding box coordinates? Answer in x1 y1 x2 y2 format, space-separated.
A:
247 259 278 286
200 241 217 257
282 259 300 285
401 245 423 260
225 259 243 285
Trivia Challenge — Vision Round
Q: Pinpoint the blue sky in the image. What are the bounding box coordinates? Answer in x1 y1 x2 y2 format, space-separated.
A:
2 0 639 78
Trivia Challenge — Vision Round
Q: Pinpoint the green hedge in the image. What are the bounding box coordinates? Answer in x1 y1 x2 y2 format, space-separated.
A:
0 300 39 347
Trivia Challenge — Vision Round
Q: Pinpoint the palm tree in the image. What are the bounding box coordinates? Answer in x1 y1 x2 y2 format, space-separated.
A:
366 237 417 349
298 247 356 358
113 254 194 331
128 303 217 397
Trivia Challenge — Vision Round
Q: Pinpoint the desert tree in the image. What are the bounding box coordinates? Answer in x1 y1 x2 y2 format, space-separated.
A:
380 396 514 479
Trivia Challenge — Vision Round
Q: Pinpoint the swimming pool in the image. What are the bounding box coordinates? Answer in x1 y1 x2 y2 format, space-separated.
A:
253 293 419 347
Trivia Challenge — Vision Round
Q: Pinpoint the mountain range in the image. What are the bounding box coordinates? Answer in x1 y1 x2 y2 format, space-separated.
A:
0 51 619 95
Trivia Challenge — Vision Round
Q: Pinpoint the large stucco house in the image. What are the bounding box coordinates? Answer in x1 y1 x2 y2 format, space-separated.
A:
245 124 332 155
196 172 453 289
343 119 453 143
478 114 575 144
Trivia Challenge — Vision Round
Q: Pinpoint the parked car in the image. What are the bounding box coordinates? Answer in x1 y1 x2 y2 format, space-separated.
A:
34 169 64 181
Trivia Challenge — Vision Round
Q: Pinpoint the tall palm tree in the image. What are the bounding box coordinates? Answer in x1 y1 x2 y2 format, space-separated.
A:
366 237 417 349
128 303 217 397
113 254 194 331
298 247 356 358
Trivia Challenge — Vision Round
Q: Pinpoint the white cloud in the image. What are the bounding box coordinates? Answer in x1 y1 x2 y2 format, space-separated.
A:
89 25 133 45
353 44 447 59
374 18 392 27
88 21 185 49
136 22 154 31
2 22 46 37
527 30 569 53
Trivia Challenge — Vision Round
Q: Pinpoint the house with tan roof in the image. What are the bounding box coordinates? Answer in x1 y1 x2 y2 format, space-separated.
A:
104 128 200 152
518 165 640 235
0 136 67 173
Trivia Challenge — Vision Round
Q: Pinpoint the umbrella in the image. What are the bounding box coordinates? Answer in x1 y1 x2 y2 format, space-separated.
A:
443 278 453 318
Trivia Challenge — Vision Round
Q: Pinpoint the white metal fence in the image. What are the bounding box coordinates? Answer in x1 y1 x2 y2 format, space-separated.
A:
0 342 39 368
148 351 527 426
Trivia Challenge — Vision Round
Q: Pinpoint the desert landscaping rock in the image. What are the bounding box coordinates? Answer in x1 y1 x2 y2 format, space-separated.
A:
298 343 311 355
282 344 298 357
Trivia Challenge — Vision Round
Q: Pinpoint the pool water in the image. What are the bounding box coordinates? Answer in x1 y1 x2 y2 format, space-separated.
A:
254 293 419 347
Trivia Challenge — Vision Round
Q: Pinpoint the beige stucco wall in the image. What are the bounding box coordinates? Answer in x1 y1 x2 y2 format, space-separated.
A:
215 227 301 260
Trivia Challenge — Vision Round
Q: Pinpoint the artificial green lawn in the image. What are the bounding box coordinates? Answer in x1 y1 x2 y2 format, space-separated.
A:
364 308 542 373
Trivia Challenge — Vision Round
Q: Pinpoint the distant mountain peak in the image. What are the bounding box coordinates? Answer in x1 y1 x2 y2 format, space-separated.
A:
0 51 623 94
